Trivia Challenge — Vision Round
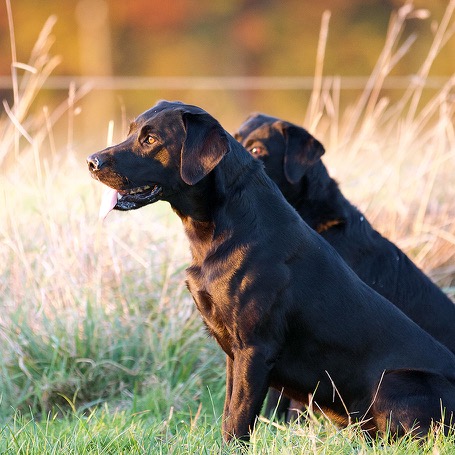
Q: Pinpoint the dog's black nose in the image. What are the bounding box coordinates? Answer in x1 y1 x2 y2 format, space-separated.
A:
87 154 102 172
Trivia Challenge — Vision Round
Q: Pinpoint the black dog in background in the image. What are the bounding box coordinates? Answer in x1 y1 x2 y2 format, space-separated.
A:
88 101 455 442
235 113 455 419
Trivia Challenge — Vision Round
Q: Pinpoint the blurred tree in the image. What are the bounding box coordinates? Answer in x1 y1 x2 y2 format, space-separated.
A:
1 0 453 78
75 0 114 136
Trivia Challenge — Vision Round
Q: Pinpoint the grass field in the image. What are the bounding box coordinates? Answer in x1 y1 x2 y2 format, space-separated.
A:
1 2 455 453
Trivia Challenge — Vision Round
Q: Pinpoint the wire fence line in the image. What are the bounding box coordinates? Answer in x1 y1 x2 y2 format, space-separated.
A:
0 75 452 91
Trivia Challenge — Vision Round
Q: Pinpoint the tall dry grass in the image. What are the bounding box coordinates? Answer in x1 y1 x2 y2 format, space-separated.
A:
0 9 219 417
0 13 91 172
306 1 455 291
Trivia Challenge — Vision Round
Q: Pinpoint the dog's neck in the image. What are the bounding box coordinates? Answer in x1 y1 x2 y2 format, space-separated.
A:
287 162 351 233
177 142 270 264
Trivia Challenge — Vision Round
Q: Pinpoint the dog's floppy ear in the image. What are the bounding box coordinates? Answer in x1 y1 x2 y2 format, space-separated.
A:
278 122 325 184
180 112 230 185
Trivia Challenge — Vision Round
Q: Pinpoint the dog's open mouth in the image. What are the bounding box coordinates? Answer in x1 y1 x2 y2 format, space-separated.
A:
99 184 162 219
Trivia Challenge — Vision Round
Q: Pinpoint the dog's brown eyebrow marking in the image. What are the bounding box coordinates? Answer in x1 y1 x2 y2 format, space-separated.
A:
315 219 344 234
243 139 256 149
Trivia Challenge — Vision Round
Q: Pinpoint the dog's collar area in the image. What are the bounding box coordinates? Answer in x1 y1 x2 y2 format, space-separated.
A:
315 219 344 234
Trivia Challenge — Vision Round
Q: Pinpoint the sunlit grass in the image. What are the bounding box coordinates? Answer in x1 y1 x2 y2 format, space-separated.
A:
0 1 455 453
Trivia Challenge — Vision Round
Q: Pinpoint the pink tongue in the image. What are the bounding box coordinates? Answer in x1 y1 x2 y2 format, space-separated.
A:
99 186 119 220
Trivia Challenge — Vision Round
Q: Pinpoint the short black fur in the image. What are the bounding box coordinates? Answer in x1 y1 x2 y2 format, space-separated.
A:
88 101 455 442
235 113 455 420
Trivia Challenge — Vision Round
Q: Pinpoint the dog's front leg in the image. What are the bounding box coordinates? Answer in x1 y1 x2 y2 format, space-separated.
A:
222 355 233 433
222 347 270 442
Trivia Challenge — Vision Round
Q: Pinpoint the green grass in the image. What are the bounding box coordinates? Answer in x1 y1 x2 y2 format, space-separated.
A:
1 2 455 453
0 164 226 419
0 407 224 454
2 405 455 454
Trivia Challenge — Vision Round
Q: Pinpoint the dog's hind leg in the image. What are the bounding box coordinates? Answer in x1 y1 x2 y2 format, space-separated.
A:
371 369 455 438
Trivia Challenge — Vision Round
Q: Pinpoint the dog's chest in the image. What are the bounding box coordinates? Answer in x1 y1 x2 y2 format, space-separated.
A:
186 266 238 356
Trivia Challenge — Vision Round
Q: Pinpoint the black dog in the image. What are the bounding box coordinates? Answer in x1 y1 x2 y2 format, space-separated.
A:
235 114 455 351
235 113 455 419
88 101 455 442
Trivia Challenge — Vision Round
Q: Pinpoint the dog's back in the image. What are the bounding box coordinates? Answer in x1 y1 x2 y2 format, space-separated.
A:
235 113 455 353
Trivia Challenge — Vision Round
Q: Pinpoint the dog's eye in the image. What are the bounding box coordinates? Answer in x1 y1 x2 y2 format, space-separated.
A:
144 135 156 145
249 146 264 156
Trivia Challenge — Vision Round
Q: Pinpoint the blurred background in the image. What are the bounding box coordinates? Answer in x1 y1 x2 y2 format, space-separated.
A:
0 0 453 154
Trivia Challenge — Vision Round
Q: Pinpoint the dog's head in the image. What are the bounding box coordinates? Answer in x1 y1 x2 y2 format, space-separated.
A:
87 100 230 217
234 113 325 187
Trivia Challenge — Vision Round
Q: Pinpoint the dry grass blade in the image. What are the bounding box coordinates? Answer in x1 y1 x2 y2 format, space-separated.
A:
2 100 33 144
5 0 18 108
305 10 331 131
405 0 455 125
0 15 90 168
341 4 412 144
